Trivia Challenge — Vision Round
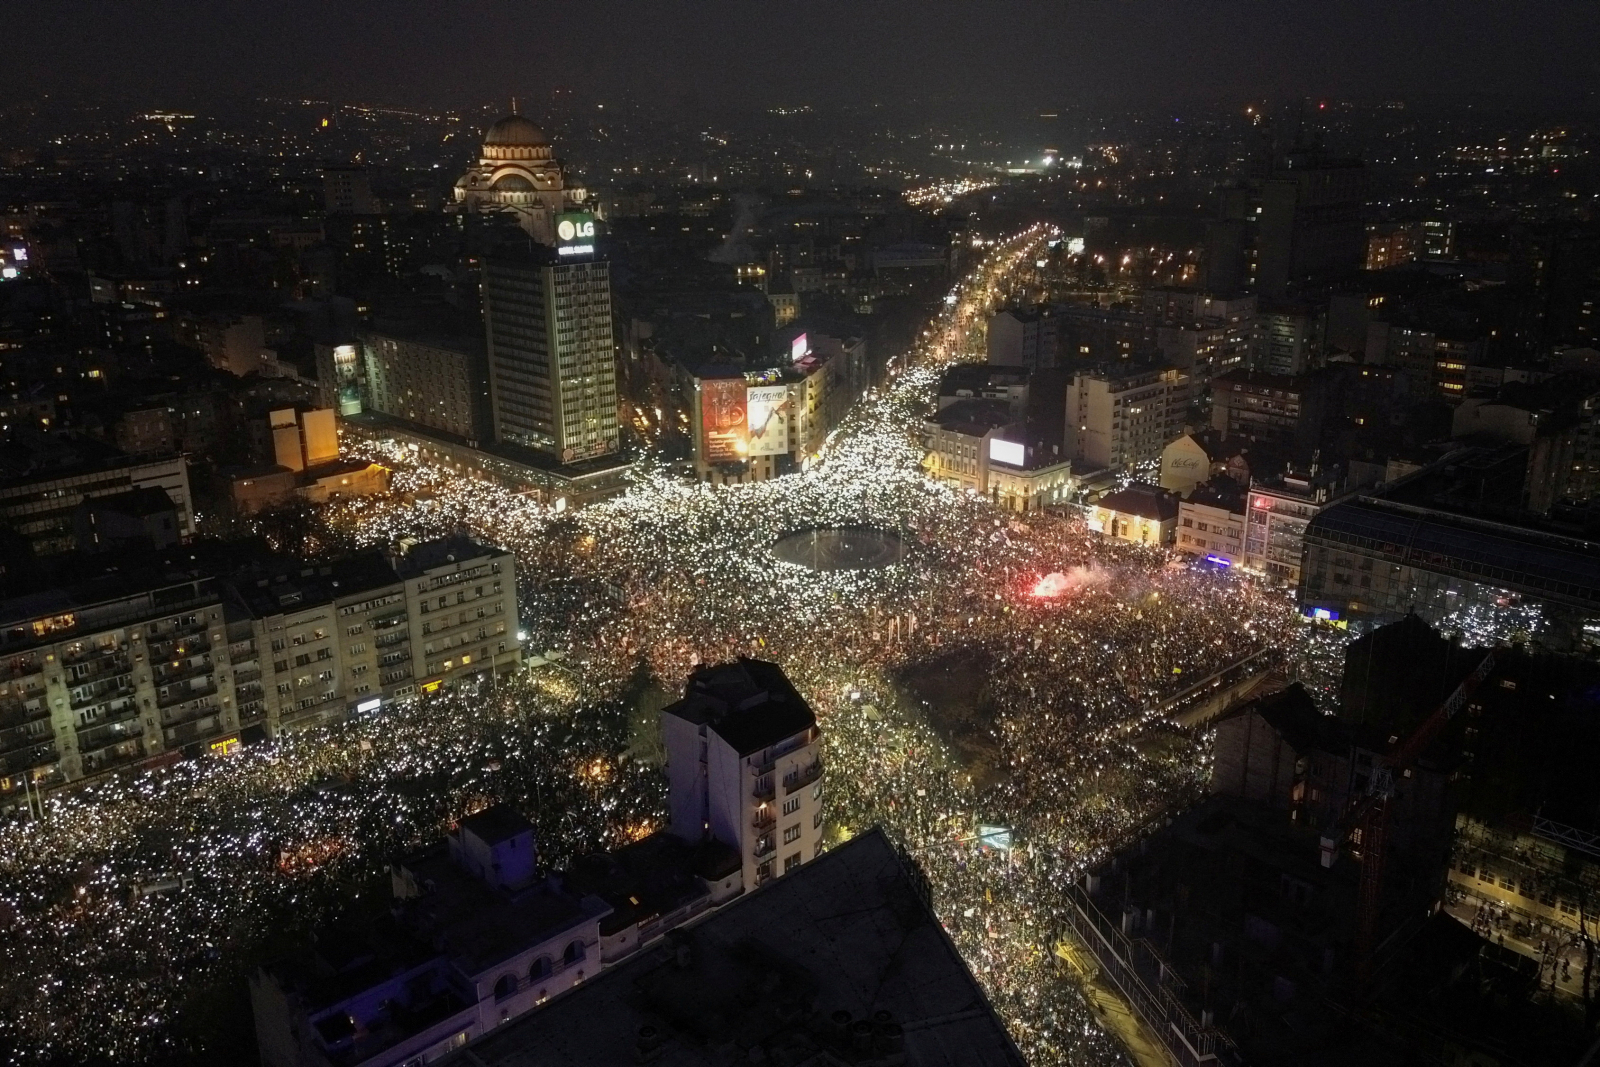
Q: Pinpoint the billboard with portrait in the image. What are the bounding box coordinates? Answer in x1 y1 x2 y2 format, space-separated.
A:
746 385 790 457
701 377 748 465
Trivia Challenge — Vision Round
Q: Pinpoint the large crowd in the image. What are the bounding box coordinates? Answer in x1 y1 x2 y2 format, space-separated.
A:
0 226 1348 1066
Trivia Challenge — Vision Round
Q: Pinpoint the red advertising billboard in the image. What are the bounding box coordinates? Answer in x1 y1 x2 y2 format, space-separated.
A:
701 377 748 465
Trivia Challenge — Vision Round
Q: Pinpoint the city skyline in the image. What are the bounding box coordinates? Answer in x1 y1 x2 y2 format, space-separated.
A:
2 8 1600 1067
6 1 1600 112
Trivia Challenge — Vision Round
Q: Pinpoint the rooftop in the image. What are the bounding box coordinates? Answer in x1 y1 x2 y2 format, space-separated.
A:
392 534 503 579
664 658 817 757
80 486 176 518
458 804 534 847
446 828 1024 1067
1306 496 1600 609
398 843 608 975
1213 368 1311 395
927 397 1012 437
232 549 402 618
566 830 740 937
1097 484 1179 522
1187 476 1246 513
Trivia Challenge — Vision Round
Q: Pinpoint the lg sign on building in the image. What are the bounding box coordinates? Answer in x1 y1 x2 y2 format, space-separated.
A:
556 213 596 255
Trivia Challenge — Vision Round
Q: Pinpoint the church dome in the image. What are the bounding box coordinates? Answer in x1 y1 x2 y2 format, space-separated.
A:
483 114 547 147
493 174 535 191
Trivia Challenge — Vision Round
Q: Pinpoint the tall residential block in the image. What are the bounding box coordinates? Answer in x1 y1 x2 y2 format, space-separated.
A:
663 659 824 891
1257 156 1367 297
483 246 619 463
1065 366 1188 470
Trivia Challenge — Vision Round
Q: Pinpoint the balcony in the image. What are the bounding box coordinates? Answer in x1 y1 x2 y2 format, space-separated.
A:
752 777 774 803
61 641 128 667
0 655 42 683
0 715 51 757
753 835 775 858
149 625 210 651
783 760 823 795
76 715 142 755
752 808 776 831
0 741 56 778
158 682 218 710
164 715 221 746
154 655 214 687
162 696 220 727
238 699 266 725
80 743 144 776
70 681 136 711
67 654 134 686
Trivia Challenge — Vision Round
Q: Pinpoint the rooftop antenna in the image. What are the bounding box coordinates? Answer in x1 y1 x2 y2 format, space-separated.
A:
510 96 519 116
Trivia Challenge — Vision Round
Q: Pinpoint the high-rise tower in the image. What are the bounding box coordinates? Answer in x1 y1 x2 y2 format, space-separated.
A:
483 234 619 462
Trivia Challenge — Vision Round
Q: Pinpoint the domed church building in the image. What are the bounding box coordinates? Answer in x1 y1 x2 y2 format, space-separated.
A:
453 101 590 244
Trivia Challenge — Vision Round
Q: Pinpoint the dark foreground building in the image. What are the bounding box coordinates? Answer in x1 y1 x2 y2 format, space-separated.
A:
443 827 1024 1067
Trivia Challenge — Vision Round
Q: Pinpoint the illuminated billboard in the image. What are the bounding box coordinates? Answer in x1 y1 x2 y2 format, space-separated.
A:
791 333 809 363
746 384 790 457
555 212 597 257
988 438 1025 467
701 377 748 465
332 344 362 415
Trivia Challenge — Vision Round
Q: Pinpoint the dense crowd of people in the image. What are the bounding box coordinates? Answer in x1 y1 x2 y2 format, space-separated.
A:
0 226 1349 1065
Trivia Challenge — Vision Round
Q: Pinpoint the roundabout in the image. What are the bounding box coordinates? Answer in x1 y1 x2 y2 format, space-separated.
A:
770 525 909 571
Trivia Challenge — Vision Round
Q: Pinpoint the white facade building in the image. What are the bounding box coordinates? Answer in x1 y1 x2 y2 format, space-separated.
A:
664 659 824 891
1066 366 1189 470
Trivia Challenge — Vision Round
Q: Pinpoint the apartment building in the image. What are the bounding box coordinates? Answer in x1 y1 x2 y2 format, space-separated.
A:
1155 320 1252 388
1251 302 1324 377
396 536 521 692
255 659 836 1067
1065 365 1188 470
248 536 519 734
987 306 1060 370
1210 369 1330 447
664 658 824 891
0 452 193 556
923 398 1013 495
0 536 520 809
242 551 411 735
363 326 491 443
1176 477 1247 567
0 572 250 799
1245 473 1340 584
1146 289 1256 389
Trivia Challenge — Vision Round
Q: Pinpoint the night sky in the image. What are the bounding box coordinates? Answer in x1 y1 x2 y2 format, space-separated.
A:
7 0 1600 110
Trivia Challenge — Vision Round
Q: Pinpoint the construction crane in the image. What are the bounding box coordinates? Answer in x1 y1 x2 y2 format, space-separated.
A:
1319 650 1497 980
